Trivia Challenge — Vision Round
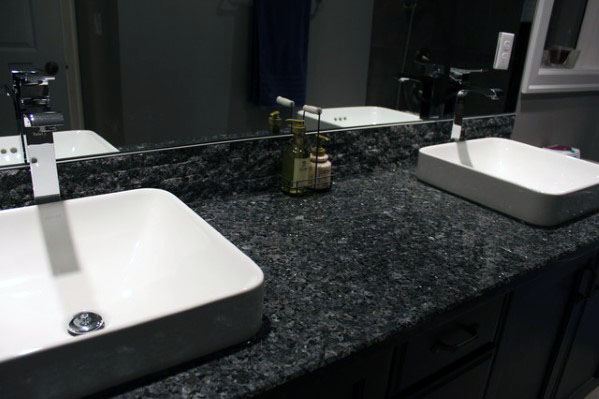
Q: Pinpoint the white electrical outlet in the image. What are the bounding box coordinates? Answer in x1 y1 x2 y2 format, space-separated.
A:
493 32 515 70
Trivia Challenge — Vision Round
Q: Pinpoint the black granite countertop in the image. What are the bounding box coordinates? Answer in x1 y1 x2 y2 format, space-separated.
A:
103 164 599 399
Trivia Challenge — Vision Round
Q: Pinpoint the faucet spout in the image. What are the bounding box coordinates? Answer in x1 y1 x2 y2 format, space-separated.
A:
6 67 63 204
451 88 503 141
24 111 63 203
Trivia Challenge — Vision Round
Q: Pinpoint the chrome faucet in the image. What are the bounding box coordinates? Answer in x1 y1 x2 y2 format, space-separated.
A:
4 65 63 203
451 88 502 141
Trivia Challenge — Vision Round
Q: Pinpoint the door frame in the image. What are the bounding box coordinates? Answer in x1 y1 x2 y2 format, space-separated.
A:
59 0 85 128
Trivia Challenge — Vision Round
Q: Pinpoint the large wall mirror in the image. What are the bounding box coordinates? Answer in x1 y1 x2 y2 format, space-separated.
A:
1 0 535 167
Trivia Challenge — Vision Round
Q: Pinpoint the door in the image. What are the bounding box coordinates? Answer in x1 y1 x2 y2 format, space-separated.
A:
0 0 70 136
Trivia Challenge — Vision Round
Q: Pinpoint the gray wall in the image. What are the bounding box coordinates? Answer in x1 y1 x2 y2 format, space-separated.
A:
306 0 374 107
76 0 125 146
115 0 373 146
512 92 599 161
511 0 599 161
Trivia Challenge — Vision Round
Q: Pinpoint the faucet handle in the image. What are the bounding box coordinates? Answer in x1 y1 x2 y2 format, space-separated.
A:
24 111 64 130
458 87 503 100
491 88 504 99
23 111 63 147
44 62 59 76
395 76 421 85
11 70 54 86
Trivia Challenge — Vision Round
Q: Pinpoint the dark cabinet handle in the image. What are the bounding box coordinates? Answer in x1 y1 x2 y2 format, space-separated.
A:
431 324 479 353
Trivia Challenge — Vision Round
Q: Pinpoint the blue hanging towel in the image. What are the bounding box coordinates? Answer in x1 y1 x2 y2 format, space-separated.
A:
250 0 311 107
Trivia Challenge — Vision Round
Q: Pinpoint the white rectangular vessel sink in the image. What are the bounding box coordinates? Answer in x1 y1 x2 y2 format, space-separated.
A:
416 138 599 226
0 189 263 398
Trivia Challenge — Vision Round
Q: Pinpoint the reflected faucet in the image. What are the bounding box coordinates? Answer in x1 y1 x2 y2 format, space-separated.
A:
451 88 502 142
5 65 63 203
394 77 421 111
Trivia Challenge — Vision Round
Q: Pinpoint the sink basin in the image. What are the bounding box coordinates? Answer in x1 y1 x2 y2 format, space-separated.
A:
0 135 24 167
301 106 421 130
0 130 118 168
416 138 599 226
51 130 119 159
0 189 264 398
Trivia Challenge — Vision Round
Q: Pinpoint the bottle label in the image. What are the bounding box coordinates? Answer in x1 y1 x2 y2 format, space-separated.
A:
293 158 310 187
310 162 332 189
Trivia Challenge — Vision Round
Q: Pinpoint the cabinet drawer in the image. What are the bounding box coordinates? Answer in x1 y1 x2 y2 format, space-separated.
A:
395 296 504 391
403 351 493 399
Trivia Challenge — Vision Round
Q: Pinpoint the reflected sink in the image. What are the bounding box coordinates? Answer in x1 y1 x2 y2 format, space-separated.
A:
0 189 264 398
0 130 118 168
302 106 421 130
0 135 24 167
51 130 119 159
416 138 599 226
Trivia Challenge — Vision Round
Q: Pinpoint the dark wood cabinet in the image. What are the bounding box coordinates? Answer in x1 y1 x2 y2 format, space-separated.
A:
553 290 599 398
485 257 584 398
545 253 599 399
259 343 394 399
487 249 599 399
389 296 504 397
308 345 394 399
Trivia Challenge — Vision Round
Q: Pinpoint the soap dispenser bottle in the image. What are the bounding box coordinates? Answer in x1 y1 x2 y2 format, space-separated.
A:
309 134 332 191
281 119 310 195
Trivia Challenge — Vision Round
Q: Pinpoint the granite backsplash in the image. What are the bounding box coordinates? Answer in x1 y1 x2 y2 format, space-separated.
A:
0 115 513 210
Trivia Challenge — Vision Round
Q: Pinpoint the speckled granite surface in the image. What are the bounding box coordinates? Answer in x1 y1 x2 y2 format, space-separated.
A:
5 114 577 398
97 168 599 399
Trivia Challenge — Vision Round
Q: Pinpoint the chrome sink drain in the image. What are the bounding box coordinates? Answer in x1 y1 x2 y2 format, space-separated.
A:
68 311 104 336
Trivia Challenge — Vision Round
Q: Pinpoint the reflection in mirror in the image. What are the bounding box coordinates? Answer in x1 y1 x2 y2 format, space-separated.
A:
0 135 24 167
542 0 587 68
369 0 534 119
1 0 535 166
0 130 117 168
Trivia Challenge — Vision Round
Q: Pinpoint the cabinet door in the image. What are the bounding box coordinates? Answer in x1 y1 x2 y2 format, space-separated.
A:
554 291 599 398
259 344 394 399
312 345 393 399
392 296 504 392
486 253 589 399
551 254 599 399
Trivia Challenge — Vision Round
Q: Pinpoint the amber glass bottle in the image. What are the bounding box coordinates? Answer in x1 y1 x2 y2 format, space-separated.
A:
281 119 310 195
